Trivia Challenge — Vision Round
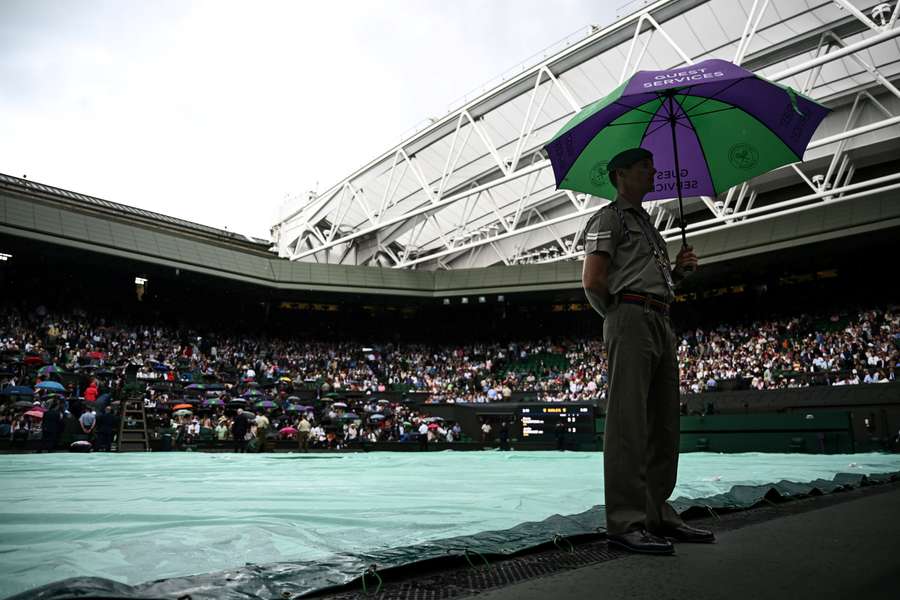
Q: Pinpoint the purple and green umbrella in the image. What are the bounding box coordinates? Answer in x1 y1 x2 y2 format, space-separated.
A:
545 58 830 246
203 398 225 407
255 400 276 409
38 365 66 376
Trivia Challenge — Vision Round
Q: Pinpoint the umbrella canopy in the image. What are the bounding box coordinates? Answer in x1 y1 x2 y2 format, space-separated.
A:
172 403 194 410
423 416 444 423
23 356 45 366
24 410 44 419
286 395 301 402
544 58 830 245
255 400 276 409
323 392 343 398
37 365 66 376
13 400 35 409
35 381 65 392
241 389 264 398
279 426 298 435
340 412 360 421
202 398 225 407
332 402 348 409
173 409 193 417
376 399 391 405
369 414 386 421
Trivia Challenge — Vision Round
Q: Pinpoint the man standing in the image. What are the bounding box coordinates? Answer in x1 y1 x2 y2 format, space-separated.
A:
297 415 311 453
79 406 96 446
255 411 270 453
40 397 64 453
581 148 714 555
95 404 115 451
232 408 248 453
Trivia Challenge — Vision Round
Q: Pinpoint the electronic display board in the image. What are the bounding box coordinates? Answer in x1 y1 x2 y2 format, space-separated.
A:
519 405 595 439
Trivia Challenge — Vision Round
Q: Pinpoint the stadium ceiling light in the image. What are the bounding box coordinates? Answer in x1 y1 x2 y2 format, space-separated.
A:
134 277 148 285
478 296 486 304
461 297 469 304
497 295 505 302
0 253 11 261
442 298 451 305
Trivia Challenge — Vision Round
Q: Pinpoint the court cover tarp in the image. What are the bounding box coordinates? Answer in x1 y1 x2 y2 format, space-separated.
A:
10 469 898 600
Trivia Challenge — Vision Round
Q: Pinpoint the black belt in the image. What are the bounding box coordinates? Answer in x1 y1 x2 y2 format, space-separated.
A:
619 290 670 315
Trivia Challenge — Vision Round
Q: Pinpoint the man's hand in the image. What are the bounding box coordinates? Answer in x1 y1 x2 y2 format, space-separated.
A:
675 245 699 272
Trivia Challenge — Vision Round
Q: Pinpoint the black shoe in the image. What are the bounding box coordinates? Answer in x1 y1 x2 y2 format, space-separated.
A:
607 528 675 555
654 524 716 543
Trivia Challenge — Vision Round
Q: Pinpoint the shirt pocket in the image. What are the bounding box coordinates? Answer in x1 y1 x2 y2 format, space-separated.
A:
624 224 650 258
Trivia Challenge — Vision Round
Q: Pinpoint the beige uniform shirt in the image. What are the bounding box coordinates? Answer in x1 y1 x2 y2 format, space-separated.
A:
582 198 683 316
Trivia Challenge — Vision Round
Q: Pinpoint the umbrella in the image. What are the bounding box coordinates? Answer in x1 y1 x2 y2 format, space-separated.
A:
23 356 45 366
240 411 256 419
1 386 33 397
544 58 830 247
376 399 391 405
287 395 301 402
332 402 348 409
38 365 66 376
255 400 276 409
427 423 439 430
285 404 303 413
369 414 386 421
35 381 65 392
244 381 260 388
173 409 193 417
423 416 444 423
185 383 207 390
340 412 360 421
13 400 34 409
279 426 298 436
172 403 194 410
242 389 264 398
203 398 225 407
323 392 343 398
29 405 46 412
24 410 44 419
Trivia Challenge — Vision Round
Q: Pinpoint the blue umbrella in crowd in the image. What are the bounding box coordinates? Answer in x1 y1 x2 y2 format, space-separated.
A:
36 381 65 392
369 414 386 422
340 412 360 421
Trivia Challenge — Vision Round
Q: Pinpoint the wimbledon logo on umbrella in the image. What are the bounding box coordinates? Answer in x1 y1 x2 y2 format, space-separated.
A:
642 67 726 88
590 162 609 186
729 143 759 169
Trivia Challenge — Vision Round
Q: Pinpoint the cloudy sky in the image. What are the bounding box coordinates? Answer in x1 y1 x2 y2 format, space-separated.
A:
0 0 617 240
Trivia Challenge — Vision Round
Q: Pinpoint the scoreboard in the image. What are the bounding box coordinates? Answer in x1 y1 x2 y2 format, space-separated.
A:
519 405 595 440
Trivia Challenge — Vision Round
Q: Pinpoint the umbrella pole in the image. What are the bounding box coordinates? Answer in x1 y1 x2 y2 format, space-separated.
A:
667 94 693 271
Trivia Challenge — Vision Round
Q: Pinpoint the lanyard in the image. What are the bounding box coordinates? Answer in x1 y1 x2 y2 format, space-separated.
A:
631 211 675 295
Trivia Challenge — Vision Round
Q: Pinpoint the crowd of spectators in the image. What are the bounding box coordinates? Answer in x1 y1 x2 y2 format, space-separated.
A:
0 302 897 449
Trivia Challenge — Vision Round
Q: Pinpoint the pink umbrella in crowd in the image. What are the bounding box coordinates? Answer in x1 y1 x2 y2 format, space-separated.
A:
279 427 298 439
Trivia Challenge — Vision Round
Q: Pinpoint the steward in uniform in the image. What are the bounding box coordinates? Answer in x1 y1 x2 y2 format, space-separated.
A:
582 148 715 555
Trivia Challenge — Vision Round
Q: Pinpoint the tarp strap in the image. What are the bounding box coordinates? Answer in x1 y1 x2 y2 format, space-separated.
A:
552 534 575 554
463 548 491 570
361 564 382 595
704 505 721 520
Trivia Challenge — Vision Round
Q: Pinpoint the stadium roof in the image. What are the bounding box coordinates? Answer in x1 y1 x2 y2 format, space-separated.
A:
271 0 900 270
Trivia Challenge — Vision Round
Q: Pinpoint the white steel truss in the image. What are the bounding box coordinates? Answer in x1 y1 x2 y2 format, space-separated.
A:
272 0 900 270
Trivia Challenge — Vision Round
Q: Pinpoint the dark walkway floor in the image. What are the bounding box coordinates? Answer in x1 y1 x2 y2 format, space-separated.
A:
462 483 900 600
